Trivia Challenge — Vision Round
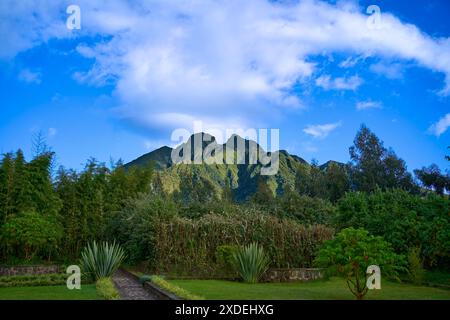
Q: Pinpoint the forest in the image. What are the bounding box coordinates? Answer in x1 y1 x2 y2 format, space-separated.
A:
0 125 449 279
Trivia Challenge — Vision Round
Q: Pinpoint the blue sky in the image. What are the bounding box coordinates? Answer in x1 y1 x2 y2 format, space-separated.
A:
0 0 449 171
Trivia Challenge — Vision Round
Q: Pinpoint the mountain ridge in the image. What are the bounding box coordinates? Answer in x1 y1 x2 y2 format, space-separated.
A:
125 133 344 201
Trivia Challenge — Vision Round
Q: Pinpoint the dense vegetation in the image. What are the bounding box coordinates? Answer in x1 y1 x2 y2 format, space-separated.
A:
0 125 448 281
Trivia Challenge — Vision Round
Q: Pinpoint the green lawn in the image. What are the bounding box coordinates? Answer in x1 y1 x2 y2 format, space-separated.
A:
0 284 99 300
169 277 450 300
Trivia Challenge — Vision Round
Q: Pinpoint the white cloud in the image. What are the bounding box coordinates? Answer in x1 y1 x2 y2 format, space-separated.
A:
316 75 363 91
370 61 404 79
428 113 450 137
2 0 450 131
18 69 42 84
303 122 342 139
356 100 382 110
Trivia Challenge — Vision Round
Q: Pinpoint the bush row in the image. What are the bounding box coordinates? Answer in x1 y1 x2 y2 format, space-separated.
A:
0 273 67 287
152 213 333 276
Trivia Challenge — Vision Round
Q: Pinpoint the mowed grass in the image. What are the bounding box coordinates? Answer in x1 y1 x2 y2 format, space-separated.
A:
0 284 99 300
169 277 450 300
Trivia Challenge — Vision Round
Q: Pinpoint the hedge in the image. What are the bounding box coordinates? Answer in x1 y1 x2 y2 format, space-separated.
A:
152 213 333 277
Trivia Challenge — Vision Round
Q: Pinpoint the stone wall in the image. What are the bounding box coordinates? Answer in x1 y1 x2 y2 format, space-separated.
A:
0 265 60 276
262 268 323 282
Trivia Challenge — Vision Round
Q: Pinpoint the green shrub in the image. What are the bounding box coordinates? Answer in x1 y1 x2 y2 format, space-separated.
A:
215 245 238 273
152 213 333 276
335 189 450 269
315 227 404 300
96 277 120 300
138 274 152 285
105 193 178 265
81 241 126 281
232 243 270 284
407 247 425 284
150 275 204 300
0 212 63 261
0 273 68 288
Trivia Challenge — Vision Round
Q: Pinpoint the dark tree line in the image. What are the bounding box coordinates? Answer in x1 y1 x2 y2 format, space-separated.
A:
0 148 153 261
288 124 449 202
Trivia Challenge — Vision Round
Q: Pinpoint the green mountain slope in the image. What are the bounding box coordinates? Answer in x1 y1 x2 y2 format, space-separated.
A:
125 133 340 202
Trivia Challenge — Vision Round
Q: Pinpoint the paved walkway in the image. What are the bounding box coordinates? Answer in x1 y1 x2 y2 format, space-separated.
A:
112 269 158 300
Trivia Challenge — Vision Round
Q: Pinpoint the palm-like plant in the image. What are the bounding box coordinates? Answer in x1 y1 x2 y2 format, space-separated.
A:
232 242 270 284
81 241 126 281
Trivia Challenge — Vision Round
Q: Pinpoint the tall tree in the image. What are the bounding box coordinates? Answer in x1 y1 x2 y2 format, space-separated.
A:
349 125 414 192
0 153 15 222
324 162 350 202
414 164 450 195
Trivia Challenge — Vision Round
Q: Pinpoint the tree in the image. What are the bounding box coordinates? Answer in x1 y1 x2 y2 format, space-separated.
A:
277 191 334 225
295 162 349 202
315 228 402 300
349 125 414 192
1 212 63 261
295 163 327 199
251 176 275 206
414 164 450 195
446 147 449 162
295 164 314 196
334 189 449 269
324 162 350 202
0 153 15 222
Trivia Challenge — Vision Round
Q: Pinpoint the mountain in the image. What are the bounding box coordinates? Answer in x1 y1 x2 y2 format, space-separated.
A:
125 146 173 170
125 133 341 202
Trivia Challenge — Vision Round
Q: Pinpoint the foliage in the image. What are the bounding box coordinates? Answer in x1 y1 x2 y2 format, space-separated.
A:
0 273 67 288
55 160 153 260
295 162 350 202
138 274 153 285
105 193 178 265
80 241 126 281
0 150 61 221
215 245 239 274
349 125 415 193
96 277 120 300
335 189 450 268
232 243 270 284
275 191 335 225
150 275 205 300
152 212 333 276
0 212 63 261
407 247 425 284
414 164 450 195
315 228 403 300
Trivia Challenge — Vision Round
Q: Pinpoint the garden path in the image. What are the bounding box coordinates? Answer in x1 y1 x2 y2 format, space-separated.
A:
112 269 158 300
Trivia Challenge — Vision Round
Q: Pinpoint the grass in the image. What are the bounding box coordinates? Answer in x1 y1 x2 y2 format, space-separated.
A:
150 275 205 300
169 277 450 300
0 284 99 300
424 270 450 287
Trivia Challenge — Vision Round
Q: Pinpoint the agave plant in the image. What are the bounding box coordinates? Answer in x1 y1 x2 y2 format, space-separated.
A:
232 242 270 284
81 241 126 281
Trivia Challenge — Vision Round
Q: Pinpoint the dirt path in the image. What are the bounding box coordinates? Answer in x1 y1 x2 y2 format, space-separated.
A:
112 269 158 300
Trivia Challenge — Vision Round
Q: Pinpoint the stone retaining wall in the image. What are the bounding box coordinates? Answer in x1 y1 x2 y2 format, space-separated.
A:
262 268 323 282
0 265 60 276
